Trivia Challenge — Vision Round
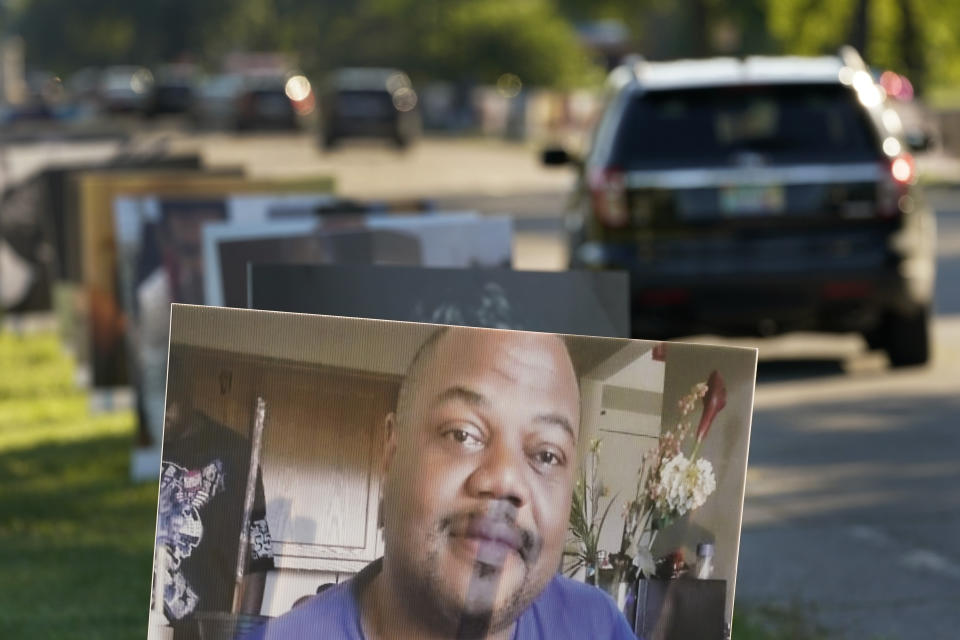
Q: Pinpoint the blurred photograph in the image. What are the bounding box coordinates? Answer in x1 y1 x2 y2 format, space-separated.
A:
203 213 511 309
248 262 629 337
148 305 756 639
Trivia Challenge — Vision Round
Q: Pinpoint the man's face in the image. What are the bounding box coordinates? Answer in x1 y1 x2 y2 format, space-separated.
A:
380 329 580 635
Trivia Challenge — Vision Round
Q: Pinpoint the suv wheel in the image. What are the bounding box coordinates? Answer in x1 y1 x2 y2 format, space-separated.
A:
882 306 930 367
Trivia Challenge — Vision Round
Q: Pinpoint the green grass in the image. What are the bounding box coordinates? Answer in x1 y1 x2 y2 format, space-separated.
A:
733 602 835 640
0 331 158 639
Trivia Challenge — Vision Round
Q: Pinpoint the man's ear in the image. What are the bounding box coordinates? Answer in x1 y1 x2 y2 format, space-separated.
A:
381 412 399 476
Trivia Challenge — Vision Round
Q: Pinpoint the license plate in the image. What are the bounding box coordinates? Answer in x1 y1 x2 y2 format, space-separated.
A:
720 185 785 216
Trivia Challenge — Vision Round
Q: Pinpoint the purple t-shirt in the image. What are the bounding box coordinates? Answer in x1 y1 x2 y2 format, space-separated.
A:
245 561 637 639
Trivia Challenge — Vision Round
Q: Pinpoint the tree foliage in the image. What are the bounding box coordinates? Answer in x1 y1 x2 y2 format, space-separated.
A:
7 0 598 88
765 0 960 94
5 0 960 93
427 0 598 86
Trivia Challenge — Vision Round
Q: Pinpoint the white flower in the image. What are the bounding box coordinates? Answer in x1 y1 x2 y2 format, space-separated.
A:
656 453 717 517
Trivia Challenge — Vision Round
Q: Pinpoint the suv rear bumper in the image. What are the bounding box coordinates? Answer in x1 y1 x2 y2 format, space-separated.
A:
628 273 912 339
572 239 931 339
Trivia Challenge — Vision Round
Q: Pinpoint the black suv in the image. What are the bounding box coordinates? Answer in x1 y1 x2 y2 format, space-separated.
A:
545 48 936 366
319 68 421 149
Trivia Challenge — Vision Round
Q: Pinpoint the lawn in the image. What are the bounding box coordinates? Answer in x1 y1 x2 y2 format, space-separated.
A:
0 329 830 639
0 331 158 639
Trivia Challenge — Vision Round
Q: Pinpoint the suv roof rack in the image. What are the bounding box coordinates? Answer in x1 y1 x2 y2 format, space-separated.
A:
837 45 868 71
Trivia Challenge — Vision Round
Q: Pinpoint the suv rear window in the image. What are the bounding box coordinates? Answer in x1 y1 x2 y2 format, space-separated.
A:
336 90 394 117
612 83 881 169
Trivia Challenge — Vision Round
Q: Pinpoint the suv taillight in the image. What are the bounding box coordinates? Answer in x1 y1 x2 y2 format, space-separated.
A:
877 153 915 219
588 167 628 228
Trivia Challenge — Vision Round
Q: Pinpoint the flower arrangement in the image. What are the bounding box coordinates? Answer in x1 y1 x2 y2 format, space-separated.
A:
568 369 728 586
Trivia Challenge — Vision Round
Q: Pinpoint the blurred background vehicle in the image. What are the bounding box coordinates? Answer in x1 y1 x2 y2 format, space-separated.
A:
234 72 306 131
545 47 936 366
0 91 50 124
143 63 196 118
319 67 421 149
190 72 246 130
60 66 103 120
65 67 101 103
97 65 153 113
0 70 66 124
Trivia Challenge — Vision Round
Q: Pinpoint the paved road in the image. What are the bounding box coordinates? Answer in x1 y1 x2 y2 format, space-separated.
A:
728 206 960 640
164 132 575 199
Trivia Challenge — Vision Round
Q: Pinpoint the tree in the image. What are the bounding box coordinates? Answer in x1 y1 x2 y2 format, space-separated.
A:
765 0 960 96
9 0 241 71
9 0 599 88
222 0 600 87
425 0 598 86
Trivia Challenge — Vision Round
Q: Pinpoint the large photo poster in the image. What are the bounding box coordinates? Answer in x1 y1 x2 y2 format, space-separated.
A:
149 305 757 640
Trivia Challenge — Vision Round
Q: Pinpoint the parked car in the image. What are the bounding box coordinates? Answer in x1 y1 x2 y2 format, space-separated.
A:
66 67 102 104
544 47 936 366
98 65 153 113
319 67 421 149
190 73 246 129
234 74 300 131
143 64 197 117
0 71 68 125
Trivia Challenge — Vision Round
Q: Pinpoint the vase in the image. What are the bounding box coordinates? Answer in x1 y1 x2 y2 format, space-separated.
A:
633 530 658 579
634 577 727 640
595 569 630 610
594 552 632 609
